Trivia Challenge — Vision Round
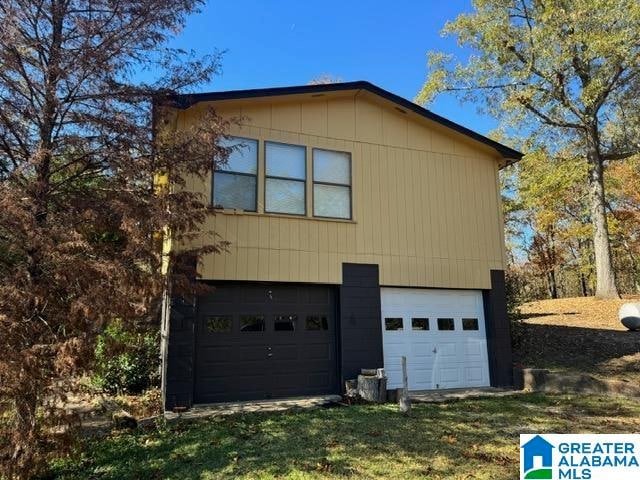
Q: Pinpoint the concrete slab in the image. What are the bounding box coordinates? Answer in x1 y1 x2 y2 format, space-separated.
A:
410 387 520 403
164 394 342 421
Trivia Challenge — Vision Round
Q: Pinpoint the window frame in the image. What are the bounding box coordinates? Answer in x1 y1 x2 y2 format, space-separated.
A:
305 315 329 331
212 136 259 212
411 317 430 331
437 318 455 331
205 315 234 333
384 317 404 331
462 318 480 331
239 314 266 332
264 140 307 216
312 147 352 220
274 314 298 332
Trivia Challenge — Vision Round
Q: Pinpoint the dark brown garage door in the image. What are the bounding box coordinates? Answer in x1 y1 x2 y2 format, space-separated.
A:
194 283 339 404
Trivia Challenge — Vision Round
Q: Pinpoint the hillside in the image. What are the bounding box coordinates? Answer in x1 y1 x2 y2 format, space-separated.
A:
514 296 640 384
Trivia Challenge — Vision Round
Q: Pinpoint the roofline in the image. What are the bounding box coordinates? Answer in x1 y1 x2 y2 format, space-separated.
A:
161 81 523 163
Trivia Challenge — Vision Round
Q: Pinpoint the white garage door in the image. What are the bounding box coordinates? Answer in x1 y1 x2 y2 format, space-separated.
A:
381 288 490 391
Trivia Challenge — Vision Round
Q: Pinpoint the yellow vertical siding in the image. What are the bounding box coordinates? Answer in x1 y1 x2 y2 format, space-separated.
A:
178 93 507 290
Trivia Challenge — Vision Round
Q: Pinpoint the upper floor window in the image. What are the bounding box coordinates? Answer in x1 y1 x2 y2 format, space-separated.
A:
212 136 258 211
265 142 306 215
313 149 351 219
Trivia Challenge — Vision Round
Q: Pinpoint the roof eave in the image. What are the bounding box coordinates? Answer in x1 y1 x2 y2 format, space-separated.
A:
162 81 523 163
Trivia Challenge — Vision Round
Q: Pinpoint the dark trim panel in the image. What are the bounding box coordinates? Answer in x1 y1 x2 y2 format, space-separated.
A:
339 263 384 386
159 81 523 163
163 296 197 411
482 269 514 387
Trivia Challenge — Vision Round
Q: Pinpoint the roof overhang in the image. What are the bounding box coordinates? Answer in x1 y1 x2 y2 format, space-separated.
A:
159 81 523 166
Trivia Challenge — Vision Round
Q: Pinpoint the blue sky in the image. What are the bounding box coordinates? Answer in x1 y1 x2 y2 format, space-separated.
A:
168 0 498 137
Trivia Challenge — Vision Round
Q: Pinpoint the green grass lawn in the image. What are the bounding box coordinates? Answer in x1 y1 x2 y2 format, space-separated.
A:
49 393 640 480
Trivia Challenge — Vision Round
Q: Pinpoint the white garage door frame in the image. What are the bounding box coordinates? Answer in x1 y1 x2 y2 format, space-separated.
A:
381 287 490 391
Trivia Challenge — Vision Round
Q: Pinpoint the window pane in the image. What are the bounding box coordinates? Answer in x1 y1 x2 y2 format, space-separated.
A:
213 172 256 211
266 178 305 215
240 315 265 332
437 318 455 331
412 318 429 331
305 315 328 331
266 142 306 180
385 318 403 331
462 318 479 330
217 137 258 174
206 315 233 333
313 184 351 219
274 314 297 331
314 149 350 184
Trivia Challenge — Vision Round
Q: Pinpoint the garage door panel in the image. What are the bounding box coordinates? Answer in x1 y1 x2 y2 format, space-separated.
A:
384 351 406 367
409 367 435 389
463 341 485 357
411 351 435 363
381 288 490 391
271 344 299 360
272 372 307 388
194 283 338 403
302 343 331 360
409 338 433 349
436 342 457 358
197 345 235 363
304 287 332 304
409 348 434 361
464 365 485 384
412 380 434 390
438 365 462 385
308 373 331 388
235 345 270 361
269 285 299 303
196 374 272 394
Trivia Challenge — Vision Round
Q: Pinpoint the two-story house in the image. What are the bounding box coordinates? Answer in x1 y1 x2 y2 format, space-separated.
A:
159 81 522 410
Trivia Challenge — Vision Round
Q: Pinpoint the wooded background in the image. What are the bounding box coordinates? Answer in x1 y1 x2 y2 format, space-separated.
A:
503 153 640 300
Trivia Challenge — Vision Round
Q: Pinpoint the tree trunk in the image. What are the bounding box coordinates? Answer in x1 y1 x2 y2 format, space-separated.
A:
586 135 619 299
548 269 558 299
357 375 385 403
580 272 588 297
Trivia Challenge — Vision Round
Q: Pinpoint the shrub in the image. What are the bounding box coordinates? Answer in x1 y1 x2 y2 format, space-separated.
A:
92 320 160 395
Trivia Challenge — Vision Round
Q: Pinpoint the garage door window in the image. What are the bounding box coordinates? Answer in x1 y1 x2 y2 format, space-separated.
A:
305 315 328 331
437 318 455 331
274 314 297 331
385 318 403 330
206 316 233 333
240 315 265 332
462 318 479 330
412 318 429 330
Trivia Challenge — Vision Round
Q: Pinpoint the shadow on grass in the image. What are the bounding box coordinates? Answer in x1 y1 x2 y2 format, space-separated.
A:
514 323 640 377
514 312 578 321
47 393 640 480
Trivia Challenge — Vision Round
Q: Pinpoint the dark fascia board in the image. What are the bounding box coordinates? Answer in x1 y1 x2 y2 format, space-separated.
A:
162 81 523 165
